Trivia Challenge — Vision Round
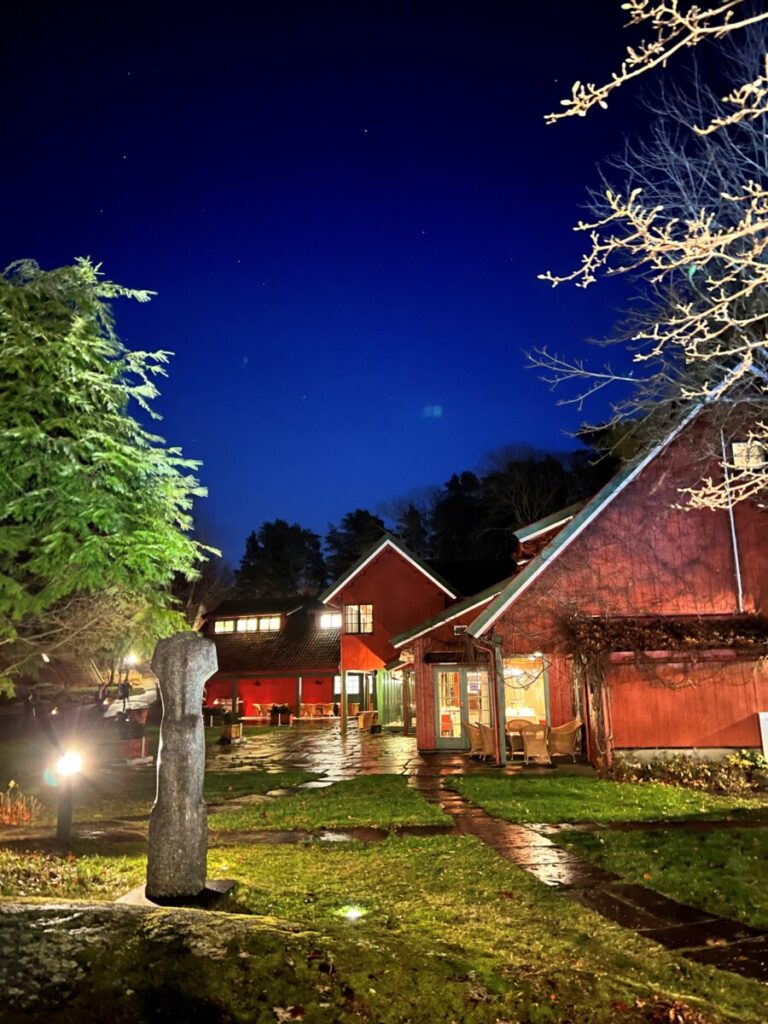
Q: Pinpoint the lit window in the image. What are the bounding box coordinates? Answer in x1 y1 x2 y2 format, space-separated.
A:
236 617 258 632
732 440 766 470
258 616 280 631
345 604 373 634
320 612 342 629
214 619 235 634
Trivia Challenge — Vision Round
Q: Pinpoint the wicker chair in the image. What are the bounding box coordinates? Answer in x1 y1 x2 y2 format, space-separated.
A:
520 723 551 765
464 722 484 758
505 717 536 759
548 718 582 761
478 722 497 763
357 710 378 730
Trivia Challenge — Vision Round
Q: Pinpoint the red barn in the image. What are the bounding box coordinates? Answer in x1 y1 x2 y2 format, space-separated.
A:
396 411 768 764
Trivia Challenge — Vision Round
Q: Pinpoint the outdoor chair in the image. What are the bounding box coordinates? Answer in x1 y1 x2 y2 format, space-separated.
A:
357 710 377 730
520 723 551 765
464 722 483 758
505 717 536 759
548 718 582 761
478 722 497 762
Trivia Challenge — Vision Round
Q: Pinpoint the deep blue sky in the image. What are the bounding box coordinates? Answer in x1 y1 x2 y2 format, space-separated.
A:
2 2 643 562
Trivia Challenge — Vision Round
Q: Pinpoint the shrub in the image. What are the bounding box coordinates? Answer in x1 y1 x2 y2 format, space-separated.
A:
607 750 768 794
0 780 43 826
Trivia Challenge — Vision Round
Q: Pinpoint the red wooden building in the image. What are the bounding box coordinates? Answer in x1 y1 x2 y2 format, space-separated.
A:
394 412 768 764
202 598 340 719
320 534 457 730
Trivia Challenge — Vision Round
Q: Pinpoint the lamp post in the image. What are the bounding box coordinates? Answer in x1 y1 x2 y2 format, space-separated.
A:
55 750 82 845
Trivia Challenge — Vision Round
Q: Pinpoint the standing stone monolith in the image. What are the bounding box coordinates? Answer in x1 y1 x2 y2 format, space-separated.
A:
146 632 217 901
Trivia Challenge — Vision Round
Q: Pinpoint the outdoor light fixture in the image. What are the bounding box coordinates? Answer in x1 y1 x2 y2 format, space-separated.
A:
54 749 83 845
56 751 83 777
41 652 50 663
334 905 367 922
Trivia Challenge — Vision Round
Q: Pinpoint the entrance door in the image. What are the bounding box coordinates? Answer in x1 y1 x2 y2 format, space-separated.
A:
434 666 493 749
434 668 465 748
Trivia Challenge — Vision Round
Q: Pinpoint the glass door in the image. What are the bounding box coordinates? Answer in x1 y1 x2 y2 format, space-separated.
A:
435 668 464 747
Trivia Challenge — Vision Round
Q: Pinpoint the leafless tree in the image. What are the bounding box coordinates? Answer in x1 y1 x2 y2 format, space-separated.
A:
533 2 768 509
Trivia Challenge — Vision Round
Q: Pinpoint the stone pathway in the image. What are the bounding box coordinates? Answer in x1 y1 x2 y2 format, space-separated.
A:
407 762 768 984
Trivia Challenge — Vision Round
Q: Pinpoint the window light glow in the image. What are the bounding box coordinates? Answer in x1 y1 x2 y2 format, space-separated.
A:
320 612 342 629
214 619 235 633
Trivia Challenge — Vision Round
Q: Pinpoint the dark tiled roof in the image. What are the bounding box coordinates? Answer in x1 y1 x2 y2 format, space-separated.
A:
208 602 339 674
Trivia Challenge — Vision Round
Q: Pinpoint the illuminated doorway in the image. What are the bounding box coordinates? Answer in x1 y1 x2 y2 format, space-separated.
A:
433 665 492 749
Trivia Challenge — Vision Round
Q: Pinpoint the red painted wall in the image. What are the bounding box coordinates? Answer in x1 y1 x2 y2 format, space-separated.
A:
336 546 451 672
490 419 768 753
607 655 768 748
204 674 335 715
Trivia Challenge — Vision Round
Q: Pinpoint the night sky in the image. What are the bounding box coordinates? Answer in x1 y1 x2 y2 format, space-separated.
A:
2 2 644 562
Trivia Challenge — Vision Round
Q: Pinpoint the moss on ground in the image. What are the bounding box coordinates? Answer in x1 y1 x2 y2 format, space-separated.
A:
208 775 450 831
1 836 766 1022
445 773 768 824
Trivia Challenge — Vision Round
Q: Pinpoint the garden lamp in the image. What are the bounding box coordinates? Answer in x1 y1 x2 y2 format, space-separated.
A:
55 750 83 845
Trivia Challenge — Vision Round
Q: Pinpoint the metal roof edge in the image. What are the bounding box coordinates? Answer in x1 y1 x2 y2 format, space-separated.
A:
468 407 703 637
320 533 457 604
514 500 587 543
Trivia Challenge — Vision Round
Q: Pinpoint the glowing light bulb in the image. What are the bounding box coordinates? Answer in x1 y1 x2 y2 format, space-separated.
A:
56 752 82 777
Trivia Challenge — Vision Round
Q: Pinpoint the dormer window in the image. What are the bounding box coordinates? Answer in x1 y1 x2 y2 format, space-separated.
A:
214 616 280 634
320 612 342 629
345 604 373 634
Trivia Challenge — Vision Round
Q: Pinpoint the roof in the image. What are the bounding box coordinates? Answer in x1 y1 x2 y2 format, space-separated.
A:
513 500 586 543
468 408 701 637
209 603 340 675
391 576 511 648
206 596 308 619
320 533 457 604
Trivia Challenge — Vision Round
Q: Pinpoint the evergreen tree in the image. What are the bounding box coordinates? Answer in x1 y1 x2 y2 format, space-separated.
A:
325 509 386 580
236 520 326 597
0 258 209 692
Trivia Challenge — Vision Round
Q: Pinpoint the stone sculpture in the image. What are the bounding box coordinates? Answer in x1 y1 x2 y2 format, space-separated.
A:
146 632 217 901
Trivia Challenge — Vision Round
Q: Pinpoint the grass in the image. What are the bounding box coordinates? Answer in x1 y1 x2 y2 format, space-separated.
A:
445 772 768 823
209 774 451 831
1 835 766 1022
554 826 768 930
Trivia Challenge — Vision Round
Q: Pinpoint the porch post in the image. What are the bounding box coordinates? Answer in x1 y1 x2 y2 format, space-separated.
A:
402 671 410 736
231 676 239 717
296 675 302 718
340 664 347 735
492 638 507 766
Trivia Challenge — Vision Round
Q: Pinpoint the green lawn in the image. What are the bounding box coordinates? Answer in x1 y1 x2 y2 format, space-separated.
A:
209 774 451 831
555 826 768 930
445 772 768 823
1 834 766 1022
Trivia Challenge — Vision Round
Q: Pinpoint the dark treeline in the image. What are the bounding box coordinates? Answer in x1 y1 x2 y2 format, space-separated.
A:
234 444 618 599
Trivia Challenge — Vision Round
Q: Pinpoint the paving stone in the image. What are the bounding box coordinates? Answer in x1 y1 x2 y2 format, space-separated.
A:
608 884 717 925
569 887 675 930
639 918 759 950
684 938 768 982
